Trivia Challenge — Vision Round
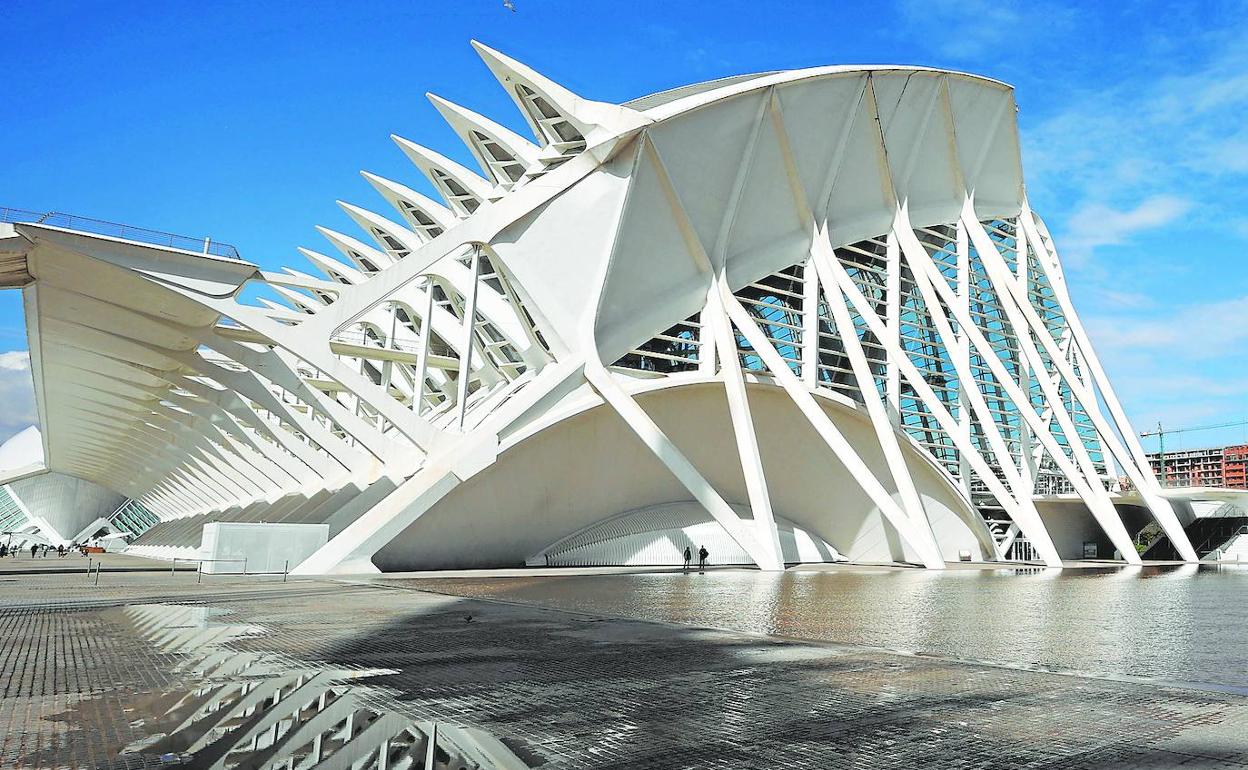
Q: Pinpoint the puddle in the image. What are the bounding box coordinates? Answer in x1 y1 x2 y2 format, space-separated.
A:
47 603 536 769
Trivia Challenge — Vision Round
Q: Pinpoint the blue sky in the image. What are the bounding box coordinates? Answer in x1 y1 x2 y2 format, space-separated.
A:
2 0 1248 452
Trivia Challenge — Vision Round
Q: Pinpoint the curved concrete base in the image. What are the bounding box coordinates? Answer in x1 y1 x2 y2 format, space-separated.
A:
371 382 994 571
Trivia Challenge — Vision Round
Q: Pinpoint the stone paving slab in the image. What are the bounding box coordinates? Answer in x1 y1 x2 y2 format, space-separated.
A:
0 571 1246 768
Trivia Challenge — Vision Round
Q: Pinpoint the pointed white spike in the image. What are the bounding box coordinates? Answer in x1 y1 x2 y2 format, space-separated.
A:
314 226 392 274
391 135 494 216
257 297 291 313
270 285 320 313
298 247 363 285
279 266 325 284
336 202 424 260
469 39 648 148
360 171 455 233
426 93 540 186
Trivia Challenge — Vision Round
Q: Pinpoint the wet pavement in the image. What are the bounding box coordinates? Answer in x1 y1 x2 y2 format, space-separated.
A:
1 564 1247 768
404 562 1248 691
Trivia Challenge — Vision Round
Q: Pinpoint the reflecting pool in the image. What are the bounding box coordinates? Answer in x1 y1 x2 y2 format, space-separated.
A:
409 563 1248 691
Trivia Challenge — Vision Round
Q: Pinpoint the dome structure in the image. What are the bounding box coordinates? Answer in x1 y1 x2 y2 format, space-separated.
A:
0 426 126 545
0 43 1197 571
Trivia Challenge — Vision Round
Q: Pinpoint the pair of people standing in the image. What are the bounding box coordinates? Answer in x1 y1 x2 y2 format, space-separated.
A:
682 545 709 572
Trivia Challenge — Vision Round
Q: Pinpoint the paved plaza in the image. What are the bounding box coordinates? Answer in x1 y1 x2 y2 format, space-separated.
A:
0 562 1246 769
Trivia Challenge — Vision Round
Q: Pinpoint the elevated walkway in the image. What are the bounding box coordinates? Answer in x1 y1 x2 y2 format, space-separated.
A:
1 206 240 261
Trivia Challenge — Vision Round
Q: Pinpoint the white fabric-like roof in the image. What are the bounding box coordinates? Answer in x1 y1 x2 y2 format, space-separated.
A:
0 425 43 471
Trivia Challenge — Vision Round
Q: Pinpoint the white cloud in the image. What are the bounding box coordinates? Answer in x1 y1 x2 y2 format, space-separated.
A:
1089 288 1154 311
897 0 1017 59
1087 295 1248 354
0 350 31 371
1086 293 1248 438
1011 19 1248 440
0 350 36 444
1061 195 1192 264
895 0 1076 60
1023 26 1248 214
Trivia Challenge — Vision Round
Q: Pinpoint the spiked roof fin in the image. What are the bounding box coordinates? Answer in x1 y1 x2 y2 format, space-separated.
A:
270 286 321 313
298 247 363 285
359 171 456 234
391 136 495 217
427 93 541 187
469 40 649 149
314 227 393 275
336 202 424 260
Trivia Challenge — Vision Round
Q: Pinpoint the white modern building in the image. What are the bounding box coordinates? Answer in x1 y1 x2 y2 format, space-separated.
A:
0 425 134 548
0 43 1202 572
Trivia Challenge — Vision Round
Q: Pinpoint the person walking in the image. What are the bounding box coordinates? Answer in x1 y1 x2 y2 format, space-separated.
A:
682 546 692 572
698 545 709 572
30 544 38 559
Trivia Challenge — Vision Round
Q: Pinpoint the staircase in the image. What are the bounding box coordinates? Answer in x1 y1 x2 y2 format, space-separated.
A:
1208 526 1248 562
1142 516 1248 560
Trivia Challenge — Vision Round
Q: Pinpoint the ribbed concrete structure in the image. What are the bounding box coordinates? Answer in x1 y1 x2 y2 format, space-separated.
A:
0 42 1197 572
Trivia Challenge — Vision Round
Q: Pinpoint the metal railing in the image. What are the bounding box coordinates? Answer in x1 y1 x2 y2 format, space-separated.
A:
171 556 247 577
1 206 241 260
1197 524 1248 557
328 328 456 357
169 556 293 582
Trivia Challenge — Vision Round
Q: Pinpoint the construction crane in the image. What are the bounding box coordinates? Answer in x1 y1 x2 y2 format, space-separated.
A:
1140 418 1248 481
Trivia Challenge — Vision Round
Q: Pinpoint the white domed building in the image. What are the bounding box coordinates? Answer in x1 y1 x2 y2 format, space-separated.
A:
0 426 129 547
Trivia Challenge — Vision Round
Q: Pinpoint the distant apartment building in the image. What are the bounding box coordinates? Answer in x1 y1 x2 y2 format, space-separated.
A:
1225 445 1248 488
1144 445 1248 489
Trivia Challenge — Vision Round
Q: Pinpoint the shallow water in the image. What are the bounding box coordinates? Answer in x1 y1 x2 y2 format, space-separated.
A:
414 563 1248 690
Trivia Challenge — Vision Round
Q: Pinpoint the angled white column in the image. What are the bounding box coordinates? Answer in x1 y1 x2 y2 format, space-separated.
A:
706 280 784 570
1016 207 1197 562
813 226 942 560
698 88 784 571
722 289 945 568
815 234 1062 566
456 246 482 429
897 213 1140 563
583 356 774 568
962 211 1129 541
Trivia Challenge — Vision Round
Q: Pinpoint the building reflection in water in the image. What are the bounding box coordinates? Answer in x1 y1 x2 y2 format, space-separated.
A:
113 604 531 769
437 564 1248 690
